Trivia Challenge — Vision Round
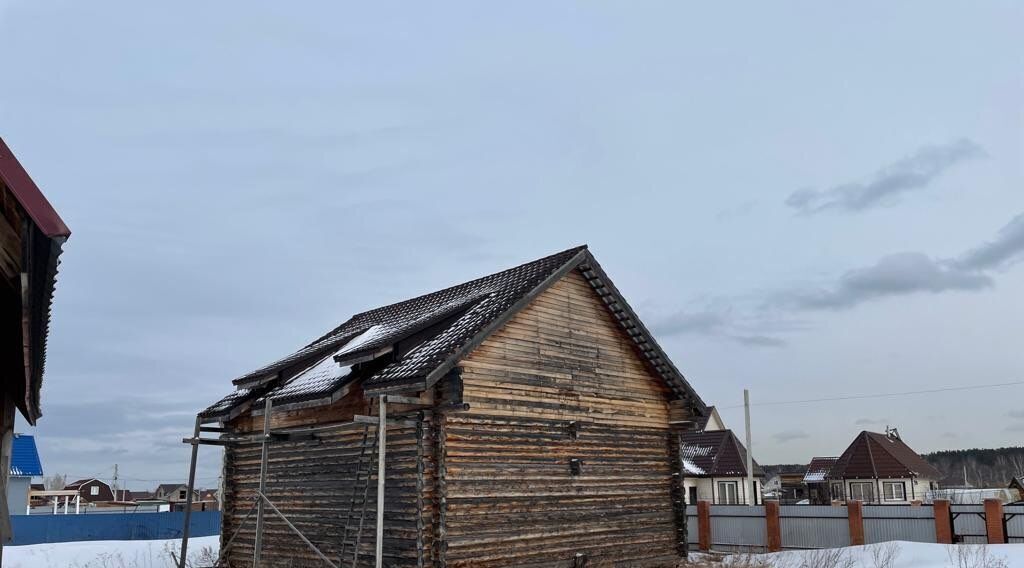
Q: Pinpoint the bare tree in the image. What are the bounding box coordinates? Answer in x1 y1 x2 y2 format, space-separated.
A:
44 473 67 490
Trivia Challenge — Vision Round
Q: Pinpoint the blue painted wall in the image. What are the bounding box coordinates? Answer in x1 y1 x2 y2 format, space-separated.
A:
9 512 220 545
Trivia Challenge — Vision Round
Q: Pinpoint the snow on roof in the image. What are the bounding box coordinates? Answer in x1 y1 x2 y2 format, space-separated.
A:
333 324 390 359
682 459 706 475
803 457 838 483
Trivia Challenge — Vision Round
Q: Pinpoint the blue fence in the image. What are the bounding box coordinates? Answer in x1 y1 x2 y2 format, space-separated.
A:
9 511 220 545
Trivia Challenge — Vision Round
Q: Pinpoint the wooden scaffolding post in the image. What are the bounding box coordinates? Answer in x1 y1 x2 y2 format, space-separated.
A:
376 396 387 568
178 416 202 568
252 397 273 568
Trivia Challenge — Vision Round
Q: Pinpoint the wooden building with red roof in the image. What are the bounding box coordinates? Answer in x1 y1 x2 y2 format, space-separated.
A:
0 138 69 554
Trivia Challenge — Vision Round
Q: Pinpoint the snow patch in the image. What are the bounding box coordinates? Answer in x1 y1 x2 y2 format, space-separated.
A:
718 541 1024 568
3 535 219 568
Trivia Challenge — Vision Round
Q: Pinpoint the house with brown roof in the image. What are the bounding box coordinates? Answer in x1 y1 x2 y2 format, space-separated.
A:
64 478 114 504
826 428 941 504
803 456 839 504
197 246 708 566
680 429 764 505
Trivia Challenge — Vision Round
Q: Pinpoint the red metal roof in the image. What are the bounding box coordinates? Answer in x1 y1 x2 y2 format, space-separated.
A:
0 137 70 238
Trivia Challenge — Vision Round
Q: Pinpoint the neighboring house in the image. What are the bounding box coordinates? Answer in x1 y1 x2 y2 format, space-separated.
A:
826 428 941 504
198 489 220 511
154 483 198 505
199 246 708 566
804 456 839 505
694 405 726 432
1009 476 1023 495
680 429 764 505
64 479 114 503
770 464 809 504
0 138 70 553
6 434 42 515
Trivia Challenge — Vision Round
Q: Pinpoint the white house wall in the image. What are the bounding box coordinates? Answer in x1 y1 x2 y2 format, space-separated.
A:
683 476 765 505
839 477 936 504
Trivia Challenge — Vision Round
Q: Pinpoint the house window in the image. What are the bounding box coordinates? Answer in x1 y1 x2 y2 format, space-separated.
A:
90 486 99 496
688 486 698 504
830 482 844 500
883 481 906 501
178 490 187 500
717 481 739 505
849 482 875 502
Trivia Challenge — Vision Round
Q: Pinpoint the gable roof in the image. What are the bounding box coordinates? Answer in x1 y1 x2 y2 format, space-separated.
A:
694 406 724 432
201 246 706 421
0 138 70 238
680 429 763 477
65 478 109 489
830 431 942 480
9 434 42 477
155 483 188 495
803 456 838 483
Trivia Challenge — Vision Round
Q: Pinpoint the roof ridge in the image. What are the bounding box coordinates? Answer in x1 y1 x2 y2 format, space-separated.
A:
348 245 587 321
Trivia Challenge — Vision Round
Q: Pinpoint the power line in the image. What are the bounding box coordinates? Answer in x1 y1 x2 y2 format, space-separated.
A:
718 379 1024 410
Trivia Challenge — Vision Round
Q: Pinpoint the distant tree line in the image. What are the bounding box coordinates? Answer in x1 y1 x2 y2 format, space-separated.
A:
924 446 1024 487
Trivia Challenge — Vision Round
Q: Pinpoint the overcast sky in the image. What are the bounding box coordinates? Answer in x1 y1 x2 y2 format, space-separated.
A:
1 1 1021 490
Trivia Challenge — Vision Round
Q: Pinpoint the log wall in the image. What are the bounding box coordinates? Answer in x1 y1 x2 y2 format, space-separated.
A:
222 393 434 568
445 269 680 567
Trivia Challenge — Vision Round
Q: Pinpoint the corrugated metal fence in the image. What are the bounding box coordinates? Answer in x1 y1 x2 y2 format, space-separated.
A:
696 500 1021 552
686 505 699 547
9 511 220 545
863 504 936 544
779 505 849 549
709 505 766 552
1004 505 1024 544
951 504 987 544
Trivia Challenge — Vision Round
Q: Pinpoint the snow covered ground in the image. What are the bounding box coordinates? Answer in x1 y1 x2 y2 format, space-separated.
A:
712 541 1024 567
2 535 219 568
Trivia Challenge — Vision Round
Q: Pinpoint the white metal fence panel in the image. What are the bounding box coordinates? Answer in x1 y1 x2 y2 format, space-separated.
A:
686 505 698 546
863 505 936 544
709 505 766 552
1006 505 1024 544
951 504 987 544
779 505 850 549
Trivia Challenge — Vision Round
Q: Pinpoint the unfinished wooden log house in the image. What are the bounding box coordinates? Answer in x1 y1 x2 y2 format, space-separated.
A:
190 246 707 567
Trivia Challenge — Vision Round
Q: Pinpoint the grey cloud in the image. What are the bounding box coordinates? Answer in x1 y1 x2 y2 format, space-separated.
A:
652 310 728 336
652 307 787 348
773 430 810 443
731 335 787 347
955 213 1024 271
855 417 890 426
1009 410 1024 420
786 139 984 214
777 252 992 311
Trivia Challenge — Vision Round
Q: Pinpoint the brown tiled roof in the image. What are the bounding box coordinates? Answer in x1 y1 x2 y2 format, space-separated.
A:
830 431 942 480
200 246 707 420
680 429 763 477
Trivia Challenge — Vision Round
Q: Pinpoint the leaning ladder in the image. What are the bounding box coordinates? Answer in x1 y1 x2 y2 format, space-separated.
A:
339 424 379 567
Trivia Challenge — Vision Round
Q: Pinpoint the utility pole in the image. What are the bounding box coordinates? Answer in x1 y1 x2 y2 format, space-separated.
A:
743 390 755 506
113 464 119 501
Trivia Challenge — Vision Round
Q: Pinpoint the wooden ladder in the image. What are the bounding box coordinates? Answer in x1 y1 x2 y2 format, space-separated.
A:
339 424 379 567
